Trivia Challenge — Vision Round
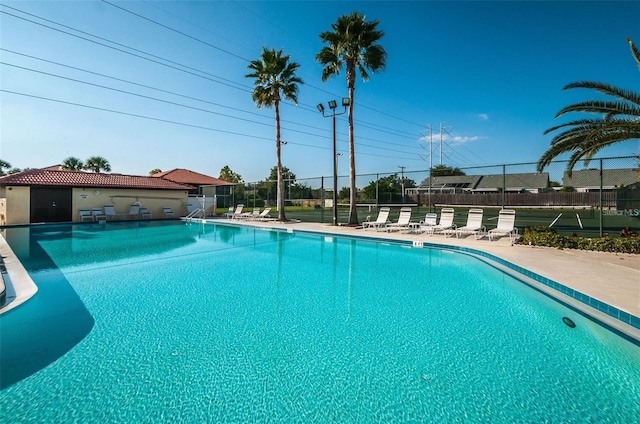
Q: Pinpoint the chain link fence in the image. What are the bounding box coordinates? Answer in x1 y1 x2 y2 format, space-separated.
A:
222 155 639 237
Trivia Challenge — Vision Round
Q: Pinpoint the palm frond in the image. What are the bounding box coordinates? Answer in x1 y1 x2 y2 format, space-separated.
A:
539 38 640 174
628 37 640 69
563 81 640 107
555 100 640 118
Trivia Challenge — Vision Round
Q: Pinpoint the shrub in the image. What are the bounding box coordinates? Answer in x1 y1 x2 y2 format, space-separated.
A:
517 226 640 254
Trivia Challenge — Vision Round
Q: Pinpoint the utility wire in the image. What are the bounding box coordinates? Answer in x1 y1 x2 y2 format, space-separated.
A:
0 7 250 92
2 4 427 156
1 89 422 161
100 1 429 133
3 47 423 154
2 4 425 148
101 0 250 62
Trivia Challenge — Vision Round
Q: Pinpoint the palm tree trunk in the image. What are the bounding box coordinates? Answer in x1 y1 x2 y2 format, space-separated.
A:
347 72 358 225
275 100 286 221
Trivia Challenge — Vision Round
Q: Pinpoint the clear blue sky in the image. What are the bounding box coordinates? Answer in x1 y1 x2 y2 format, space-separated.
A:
1 0 639 183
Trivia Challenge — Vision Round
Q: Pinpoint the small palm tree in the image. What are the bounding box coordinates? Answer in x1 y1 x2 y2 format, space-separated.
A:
246 47 303 221
317 11 387 225
538 37 640 175
61 157 84 171
84 156 111 173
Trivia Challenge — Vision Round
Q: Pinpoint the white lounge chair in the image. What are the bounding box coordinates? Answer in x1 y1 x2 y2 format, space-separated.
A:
103 204 118 221
254 208 272 221
163 207 175 218
239 207 260 220
415 212 438 233
221 206 234 218
229 204 244 219
79 209 93 222
455 208 485 239
428 208 456 236
383 207 412 232
488 209 518 242
92 207 106 221
362 207 390 230
140 207 152 219
128 202 141 219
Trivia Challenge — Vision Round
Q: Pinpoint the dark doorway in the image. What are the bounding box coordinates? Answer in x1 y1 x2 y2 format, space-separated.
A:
30 187 73 223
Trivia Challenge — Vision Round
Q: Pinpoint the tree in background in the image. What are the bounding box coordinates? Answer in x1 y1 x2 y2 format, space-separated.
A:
362 173 416 201
220 165 244 203
430 164 466 177
219 165 243 183
0 159 11 176
258 166 296 205
84 156 111 173
337 186 350 201
538 37 640 175
149 169 162 175
317 11 387 225
246 47 303 221
61 157 85 171
289 181 313 200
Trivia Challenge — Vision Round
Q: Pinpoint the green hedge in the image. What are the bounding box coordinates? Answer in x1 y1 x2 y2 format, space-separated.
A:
517 226 640 254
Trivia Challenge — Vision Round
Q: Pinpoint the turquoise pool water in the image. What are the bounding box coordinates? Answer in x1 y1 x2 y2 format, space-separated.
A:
1 221 639 423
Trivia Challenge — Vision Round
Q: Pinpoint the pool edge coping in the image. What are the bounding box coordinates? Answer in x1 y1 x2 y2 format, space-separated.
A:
0 235 38 314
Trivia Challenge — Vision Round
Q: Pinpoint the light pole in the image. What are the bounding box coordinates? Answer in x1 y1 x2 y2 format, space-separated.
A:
317 98 350 226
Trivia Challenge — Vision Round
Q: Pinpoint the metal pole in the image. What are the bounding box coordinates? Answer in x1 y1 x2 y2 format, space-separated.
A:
502 164 506 209
320 176 325 224
599 158 603 237
376 174 379 208
399 165 406 203
429 126 432 212
333 112 338 226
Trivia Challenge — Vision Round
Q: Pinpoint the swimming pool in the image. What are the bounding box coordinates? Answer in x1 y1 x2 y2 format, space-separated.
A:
1 221 639 422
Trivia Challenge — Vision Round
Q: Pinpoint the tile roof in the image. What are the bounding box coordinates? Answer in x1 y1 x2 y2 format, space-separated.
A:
151 168 235 186
0 169 194 190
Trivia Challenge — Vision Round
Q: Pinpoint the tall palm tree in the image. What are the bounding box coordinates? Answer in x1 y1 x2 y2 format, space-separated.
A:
317 11 386 225
246 47 303 221
61 156 84 171
84 156 111 173
538 37 640 175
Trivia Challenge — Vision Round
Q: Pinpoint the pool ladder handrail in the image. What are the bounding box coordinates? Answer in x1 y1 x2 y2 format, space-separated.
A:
185 208 204 221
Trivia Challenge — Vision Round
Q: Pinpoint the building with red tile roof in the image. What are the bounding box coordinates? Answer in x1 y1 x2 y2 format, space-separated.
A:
0 169 194 225
1 169 195 190
151 168 234 189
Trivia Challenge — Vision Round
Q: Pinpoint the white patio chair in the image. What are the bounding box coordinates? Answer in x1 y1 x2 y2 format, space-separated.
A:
455 208 485 239
362 207 390 230
428 208 456 236
163 207 175 218
79 209 93 222
383 207 413 232
488 209 518 242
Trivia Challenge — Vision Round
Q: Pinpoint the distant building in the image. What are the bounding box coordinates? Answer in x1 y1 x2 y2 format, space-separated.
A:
408 172 549 194
562 169 638 192
472 172 549 194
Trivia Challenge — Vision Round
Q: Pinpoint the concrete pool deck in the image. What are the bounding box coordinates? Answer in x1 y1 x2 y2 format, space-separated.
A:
1 219 638 341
